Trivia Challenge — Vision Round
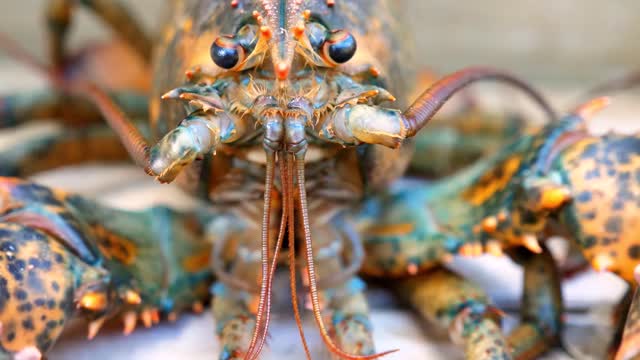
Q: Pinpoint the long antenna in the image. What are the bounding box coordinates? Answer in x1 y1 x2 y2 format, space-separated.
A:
403 67 557 137
295 155 397 360
244 149 276 359
285 153 313 359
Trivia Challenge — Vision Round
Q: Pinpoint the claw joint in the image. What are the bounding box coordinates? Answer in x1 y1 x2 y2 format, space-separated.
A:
321 104 406 148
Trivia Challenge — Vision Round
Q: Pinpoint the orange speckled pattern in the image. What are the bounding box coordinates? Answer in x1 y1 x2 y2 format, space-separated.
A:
463 155 523 206
182 251 211 274
93 224 138 266
0 222 98 354
559 134 640 283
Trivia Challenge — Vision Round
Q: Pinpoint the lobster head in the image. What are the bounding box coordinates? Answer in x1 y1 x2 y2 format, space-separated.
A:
148 0 410 184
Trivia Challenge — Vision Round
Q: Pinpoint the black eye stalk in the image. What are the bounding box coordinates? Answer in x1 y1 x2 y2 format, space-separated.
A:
210 18 358 71
210 36 243 69
322 29 357 65
210 24 258 70
305 21 357 67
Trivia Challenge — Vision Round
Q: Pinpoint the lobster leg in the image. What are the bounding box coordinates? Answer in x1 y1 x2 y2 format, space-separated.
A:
326 279 376 357
616 286 640 360
506 246 563 360
212 284 258 360
354 188 562 359
343 185 509 359
607 288 634 359
209 196 273 360
0 90 149 128
352 185 501 359
354 188 461 278
46 0 151 67
0 177 214 358
305 219 376 357
0 122 151 177
396 268 511 359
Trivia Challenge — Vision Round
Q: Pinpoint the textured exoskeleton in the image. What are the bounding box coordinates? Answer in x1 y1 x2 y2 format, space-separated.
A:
5 1 631 360
354 97 640 360
0 178 213 358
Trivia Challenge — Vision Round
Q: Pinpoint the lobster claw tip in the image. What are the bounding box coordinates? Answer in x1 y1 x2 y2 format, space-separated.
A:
167 312 178 323
141 310 153 328
161 88 182 100
521 234 542 254
592 254 614 272
192 301 205 313
485 240 504 257
87 317 106 340
634 264 640 285
123 311 138 336
540 186 572 210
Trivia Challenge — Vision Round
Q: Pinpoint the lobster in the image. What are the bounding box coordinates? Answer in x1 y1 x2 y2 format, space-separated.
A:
0 1 632 360
356 95 640 359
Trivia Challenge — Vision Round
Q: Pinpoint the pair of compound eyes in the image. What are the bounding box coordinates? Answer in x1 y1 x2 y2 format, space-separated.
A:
210 21 357 70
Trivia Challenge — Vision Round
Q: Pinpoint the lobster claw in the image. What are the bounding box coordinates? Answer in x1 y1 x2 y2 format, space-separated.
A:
320 104 407 148
0 217 109 357
149 110 238 183
6 233 110 353
0 179 214 357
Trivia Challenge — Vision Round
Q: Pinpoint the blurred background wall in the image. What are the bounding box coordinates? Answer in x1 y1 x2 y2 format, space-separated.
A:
0 0 638 87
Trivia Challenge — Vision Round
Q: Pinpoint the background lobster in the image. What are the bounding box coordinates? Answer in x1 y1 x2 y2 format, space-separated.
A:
0 1 639 360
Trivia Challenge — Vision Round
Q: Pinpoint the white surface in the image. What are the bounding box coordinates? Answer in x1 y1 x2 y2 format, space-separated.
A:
52 310 456 360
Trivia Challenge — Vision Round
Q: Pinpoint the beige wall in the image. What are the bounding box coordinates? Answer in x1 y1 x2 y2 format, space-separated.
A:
0 1 638 86
406 1 640 86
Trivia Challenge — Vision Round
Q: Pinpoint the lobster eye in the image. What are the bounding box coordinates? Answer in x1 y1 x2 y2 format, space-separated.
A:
322 30 357 65
210 36 245 70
